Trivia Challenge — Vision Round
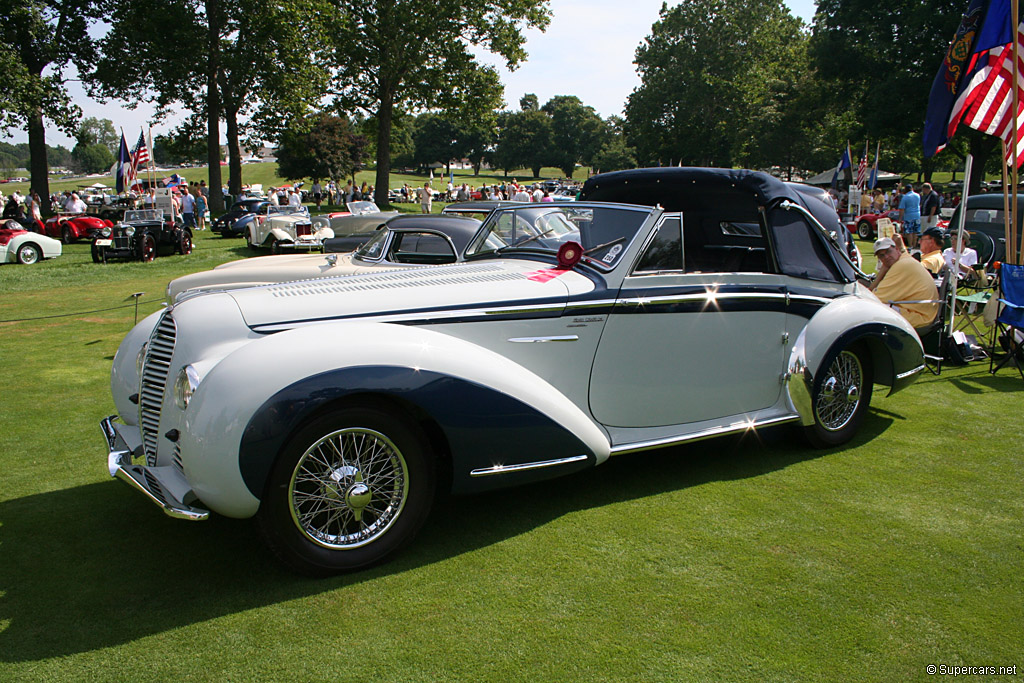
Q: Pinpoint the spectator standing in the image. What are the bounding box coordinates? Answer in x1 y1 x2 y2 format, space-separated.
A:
897 184 922 249
312 180 322 209
288 189 302 209
195 191 208 230
513 185 531 202
920 183 940 233
532 185 543 203
541 190 553 203
180 188 196 229
29 192 42 222
66 193 87 213
269 188 280 207
199 180 209 200
420 182 433 213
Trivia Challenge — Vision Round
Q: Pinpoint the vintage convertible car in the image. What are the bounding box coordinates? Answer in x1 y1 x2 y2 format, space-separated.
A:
212 198 270 237
0 219 62 264
245 205 325 252
166 214 484 301
92 209 193 263
846 209 901 240
42 213 112 243
317 201 401 253
101 168 925 576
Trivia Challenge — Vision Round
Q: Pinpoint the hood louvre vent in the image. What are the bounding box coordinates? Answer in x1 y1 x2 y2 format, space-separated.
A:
266 263 525 298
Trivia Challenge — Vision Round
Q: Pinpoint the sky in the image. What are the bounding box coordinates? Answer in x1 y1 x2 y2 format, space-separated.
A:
2 0 818 151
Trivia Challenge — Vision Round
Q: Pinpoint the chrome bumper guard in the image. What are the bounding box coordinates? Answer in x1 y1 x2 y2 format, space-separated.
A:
101 415 209 521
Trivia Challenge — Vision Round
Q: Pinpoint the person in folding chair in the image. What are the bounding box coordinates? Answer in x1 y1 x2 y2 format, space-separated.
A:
870 235 940 329
990 262 1024 380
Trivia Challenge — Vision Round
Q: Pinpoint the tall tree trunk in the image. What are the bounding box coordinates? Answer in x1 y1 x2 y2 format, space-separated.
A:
27 105 50 215
224 97 243 196
967 132 999 195
374 85 393 209
205 0 225 213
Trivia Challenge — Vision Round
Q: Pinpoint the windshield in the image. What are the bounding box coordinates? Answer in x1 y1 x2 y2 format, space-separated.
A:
346 201 381 216
124 209 163 222
466 205 650 269
268 205 304 216
354 228 390 260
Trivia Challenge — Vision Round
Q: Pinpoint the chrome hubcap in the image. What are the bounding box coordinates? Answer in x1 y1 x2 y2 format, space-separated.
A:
289 427 409 549
815 351 863 432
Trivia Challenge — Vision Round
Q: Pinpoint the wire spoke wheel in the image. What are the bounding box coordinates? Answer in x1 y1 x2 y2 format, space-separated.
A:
289 428 409 549
815 350 863 432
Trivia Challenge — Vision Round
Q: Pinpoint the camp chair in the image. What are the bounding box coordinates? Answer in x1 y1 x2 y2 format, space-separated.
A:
989 262 1024 380
889 270 953 375
953 268 996 350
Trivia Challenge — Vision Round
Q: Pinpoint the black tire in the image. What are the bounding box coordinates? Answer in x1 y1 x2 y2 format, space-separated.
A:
90 241 104 263
177 231 193 255
60 224 72 244
272 239 290 255
805 345 873 448
856 220 874 241
16 242 42 265
257 405 436 576
137 233 156 262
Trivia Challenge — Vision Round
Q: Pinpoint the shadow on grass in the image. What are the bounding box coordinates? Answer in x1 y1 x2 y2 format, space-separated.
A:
913 363 1023 394
0 418 892 663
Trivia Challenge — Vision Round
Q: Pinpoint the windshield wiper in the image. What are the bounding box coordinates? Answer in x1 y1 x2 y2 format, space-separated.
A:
495 227 556 253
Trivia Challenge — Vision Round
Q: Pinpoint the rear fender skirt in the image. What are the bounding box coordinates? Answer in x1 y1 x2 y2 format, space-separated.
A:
239 366 597 497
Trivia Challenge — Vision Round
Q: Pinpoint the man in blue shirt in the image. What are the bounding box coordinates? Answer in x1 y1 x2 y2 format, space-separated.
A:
898 184 922 249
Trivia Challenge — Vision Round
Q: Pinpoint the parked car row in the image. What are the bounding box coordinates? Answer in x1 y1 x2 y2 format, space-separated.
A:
101 167 926 576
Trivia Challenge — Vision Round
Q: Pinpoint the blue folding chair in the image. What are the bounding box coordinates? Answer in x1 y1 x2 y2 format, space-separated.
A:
989 263 1024 380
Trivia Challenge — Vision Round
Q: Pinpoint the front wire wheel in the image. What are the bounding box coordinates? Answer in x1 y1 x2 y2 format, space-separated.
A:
805 347 873 448
258 407 435 575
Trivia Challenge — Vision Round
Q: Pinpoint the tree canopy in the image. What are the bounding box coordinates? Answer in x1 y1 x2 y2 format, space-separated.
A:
276 114 369 183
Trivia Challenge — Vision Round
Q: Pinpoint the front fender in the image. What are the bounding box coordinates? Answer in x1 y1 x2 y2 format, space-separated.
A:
182 322 610 517
268 227 294 243
785 295 924 425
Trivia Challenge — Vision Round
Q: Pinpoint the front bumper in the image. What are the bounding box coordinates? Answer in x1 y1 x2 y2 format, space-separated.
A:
101 415 209 521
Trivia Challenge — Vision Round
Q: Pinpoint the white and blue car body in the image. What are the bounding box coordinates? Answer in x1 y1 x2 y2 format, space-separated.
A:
102 168 925 575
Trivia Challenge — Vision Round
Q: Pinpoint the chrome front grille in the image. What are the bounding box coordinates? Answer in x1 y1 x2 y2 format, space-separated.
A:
140 311 176 466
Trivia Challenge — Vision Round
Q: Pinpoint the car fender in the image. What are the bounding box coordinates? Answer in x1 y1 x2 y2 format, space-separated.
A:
267 226 295 243
785 294 924 425
181 321 611 517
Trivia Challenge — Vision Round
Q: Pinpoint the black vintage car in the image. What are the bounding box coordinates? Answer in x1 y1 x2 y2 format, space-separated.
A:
92 209 193 263
213 199 270 237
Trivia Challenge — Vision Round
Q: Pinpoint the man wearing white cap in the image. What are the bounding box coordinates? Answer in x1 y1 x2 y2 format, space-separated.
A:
869 235 939 329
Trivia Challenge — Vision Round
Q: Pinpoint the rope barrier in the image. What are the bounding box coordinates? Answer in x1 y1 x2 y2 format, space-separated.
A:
0 297 164 323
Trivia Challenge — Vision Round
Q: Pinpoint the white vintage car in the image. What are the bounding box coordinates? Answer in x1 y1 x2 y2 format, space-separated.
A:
246 205 327 252
0 219 62 264
101 168 925 576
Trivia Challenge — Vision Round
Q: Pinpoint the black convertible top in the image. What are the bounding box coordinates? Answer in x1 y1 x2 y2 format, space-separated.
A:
383 213 483 255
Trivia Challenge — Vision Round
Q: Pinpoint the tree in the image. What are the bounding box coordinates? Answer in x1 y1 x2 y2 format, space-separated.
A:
810 0 974 186
76 117 118 154
492 109 553 178
520 93 539 111
327 0 551 207
412 113 461 175
592 137 637 174
70 143 114 175
276 114 369 183
625 0 803 168
541 96 605 178
0 1 102 205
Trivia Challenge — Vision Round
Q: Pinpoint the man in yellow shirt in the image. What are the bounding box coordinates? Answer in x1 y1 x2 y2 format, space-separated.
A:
870 236 939 329
918 227 945 275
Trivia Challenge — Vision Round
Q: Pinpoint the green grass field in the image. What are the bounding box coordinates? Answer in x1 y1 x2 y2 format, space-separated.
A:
0 229 1020 681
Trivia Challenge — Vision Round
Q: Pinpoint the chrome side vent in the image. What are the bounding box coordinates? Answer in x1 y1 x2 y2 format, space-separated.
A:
172 444 183 474
139 311 176 466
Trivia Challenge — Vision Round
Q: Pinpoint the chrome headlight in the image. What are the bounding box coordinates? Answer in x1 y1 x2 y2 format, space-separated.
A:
101 227 112 237
136 342 149 375
174 365 200 410
125 226 136 237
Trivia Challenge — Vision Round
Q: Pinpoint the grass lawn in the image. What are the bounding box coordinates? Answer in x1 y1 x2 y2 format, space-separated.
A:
0 229 1021 681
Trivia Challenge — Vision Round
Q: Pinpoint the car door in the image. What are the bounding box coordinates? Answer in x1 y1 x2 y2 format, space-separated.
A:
589 213 789 428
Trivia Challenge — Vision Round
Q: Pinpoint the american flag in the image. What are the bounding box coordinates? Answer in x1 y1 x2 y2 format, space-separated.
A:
132 130 150 171
951 19 1024 167
856 148 868 189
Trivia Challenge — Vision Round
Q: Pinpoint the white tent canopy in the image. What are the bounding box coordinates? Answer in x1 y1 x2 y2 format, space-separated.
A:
802 169 902 187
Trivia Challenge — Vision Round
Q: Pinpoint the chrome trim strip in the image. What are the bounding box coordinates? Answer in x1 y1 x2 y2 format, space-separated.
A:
508 335 579 343
896 363 926 380
609 414 801 456
470 454 589 477
616 291 789 306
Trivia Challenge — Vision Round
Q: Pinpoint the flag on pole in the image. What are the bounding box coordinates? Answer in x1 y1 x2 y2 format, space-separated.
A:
115 132 132 194
856 142 868 189
923 0 1021 162
132 130 151 169
868 141 881 189
831 144 852 189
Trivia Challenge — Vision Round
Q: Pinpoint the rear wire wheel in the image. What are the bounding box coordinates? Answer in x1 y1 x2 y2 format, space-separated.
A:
257 406 436 576
805 346 873 448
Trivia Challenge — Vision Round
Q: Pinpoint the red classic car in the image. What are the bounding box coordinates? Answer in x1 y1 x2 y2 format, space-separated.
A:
42 213 113 243
846 209 901 240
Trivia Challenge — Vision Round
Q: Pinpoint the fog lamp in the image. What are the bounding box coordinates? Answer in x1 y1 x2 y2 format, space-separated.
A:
174 365 200 409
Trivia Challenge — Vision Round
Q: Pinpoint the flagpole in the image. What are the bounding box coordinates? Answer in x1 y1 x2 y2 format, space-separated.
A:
949 153 974 337
1013 0 1020 264
1003 140 1011 266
